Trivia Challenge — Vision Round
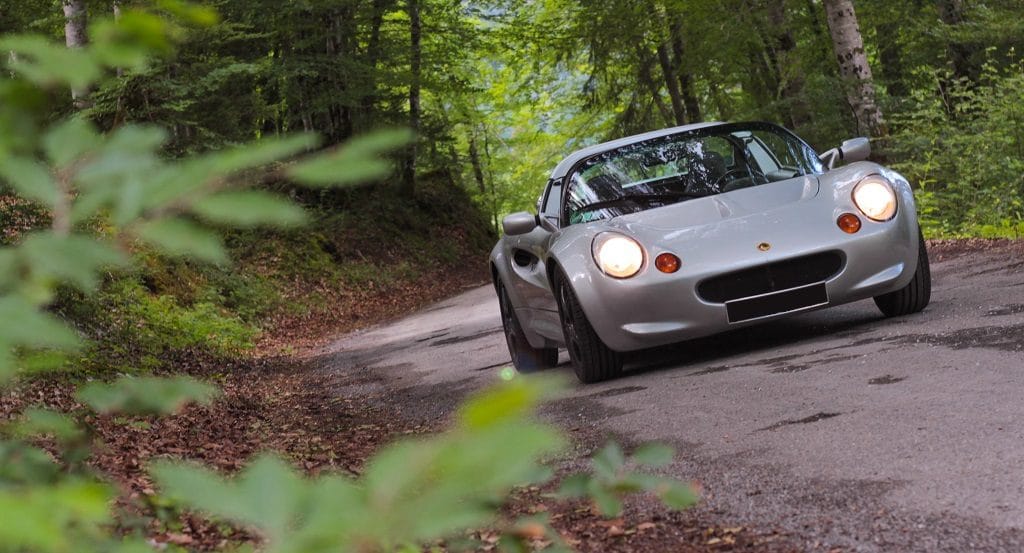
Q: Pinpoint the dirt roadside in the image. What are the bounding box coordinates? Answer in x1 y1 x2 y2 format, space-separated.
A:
2 239 1016 551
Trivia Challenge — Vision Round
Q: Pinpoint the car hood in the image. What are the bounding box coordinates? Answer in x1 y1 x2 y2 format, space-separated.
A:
605 175 820 235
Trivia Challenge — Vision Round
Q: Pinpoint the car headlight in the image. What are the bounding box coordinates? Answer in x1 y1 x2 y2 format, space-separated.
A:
593 233 644 278
852 176 897 221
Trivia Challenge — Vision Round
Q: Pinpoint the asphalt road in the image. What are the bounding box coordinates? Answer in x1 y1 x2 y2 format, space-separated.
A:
324 242 1024 552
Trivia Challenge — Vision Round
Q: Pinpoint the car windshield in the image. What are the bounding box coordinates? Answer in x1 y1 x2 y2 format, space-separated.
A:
563 123 823 225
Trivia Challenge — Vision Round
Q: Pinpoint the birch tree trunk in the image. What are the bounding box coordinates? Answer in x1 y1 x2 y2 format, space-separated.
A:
822 0 885 136
62 0 89 106
112 2 124 77
401 0 421 195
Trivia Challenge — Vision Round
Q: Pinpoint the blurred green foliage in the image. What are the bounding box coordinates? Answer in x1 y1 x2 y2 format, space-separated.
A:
558 442 698 518
0 6 695 553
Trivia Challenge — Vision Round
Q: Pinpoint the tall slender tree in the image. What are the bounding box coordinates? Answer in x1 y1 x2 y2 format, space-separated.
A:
656 43 686 126
936 0 977 84
402 0 421 194
62 0 89 106
668 17 701 123
822 0 885 136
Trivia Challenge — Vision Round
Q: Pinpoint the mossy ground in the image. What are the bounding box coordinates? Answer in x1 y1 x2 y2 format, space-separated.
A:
59 177 495 374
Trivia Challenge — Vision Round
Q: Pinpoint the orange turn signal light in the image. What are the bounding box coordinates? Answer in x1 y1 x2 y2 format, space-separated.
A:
837 212 862 234
655 252 681 273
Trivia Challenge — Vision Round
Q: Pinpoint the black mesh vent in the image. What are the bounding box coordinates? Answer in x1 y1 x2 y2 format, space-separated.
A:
697 251 844 304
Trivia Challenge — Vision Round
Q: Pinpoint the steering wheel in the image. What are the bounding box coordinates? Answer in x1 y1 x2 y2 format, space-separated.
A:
714 167 765 189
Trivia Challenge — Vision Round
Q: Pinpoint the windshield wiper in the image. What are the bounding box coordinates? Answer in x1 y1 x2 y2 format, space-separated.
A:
574 192 701 215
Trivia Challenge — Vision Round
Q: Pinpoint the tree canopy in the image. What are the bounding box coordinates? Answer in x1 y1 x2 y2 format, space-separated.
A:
4 0 1022 234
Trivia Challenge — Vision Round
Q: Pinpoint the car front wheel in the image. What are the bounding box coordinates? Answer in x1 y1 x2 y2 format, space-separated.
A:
874 230 932 317
554 269 623 383
498 282 558 373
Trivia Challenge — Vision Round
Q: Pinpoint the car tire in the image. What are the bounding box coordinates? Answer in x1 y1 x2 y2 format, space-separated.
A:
498 282 559 373
554 269 623 383
874 230 932 317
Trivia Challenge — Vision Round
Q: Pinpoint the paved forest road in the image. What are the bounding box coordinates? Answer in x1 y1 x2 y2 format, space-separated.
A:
323 243 1024 552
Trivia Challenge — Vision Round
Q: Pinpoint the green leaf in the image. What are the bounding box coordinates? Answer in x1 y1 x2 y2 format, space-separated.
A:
630 443 675 468
0 156 57 207
0 296 80 351
556 473 591 498
136 218 226 264
0 347 17 385
611 472 659 494
456 374 563 430
587 479 623 517
152 455 306 542
656 480 699 510
43 118 99 169
591 442 625 480
208 134 319 175
8 409 84 443
77 375 219 415
0 249 17 290
108 538 160 553
288 129 412 187
0 480 112 551
156 0 221 26
192 191 307 228
89 11 172 70
0 440 60 485
0 35 102 90
21 234 129 292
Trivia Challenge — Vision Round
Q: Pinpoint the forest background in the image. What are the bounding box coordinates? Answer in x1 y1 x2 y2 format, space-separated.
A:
0 0 1022 550
6 0 1024 239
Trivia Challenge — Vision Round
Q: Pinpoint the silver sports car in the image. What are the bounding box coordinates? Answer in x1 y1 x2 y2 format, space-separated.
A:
491 121 931 383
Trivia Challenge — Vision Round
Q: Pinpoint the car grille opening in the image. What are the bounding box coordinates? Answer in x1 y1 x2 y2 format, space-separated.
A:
697 251 844 304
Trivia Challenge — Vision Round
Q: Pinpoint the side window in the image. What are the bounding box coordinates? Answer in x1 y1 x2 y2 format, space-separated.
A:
745 137 782 173
540 179 562 228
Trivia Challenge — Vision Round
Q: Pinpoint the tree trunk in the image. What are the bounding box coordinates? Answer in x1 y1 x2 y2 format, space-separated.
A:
482 131 499 234
669 18 701 123
635 48 674 125
359 0 389 127
679 73 701 124
656 44 686 126
112 2 125 77
875 18 906 98
63 0 87 48
767 0 807 129
468 134 487 194
401 0 421 195
62 0 89 106
936 0 977 84
822 0 885 136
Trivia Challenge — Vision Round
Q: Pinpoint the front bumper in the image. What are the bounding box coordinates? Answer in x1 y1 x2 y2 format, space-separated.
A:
570 191 919 352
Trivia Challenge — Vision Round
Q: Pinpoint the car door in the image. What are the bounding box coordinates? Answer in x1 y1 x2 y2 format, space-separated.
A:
505 179 563 342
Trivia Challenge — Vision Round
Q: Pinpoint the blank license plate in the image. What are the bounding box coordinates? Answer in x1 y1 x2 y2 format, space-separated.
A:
726 283 829 323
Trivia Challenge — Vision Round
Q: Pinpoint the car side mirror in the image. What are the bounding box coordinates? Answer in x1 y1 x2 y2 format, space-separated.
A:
502 211 538 236
819 137 871 169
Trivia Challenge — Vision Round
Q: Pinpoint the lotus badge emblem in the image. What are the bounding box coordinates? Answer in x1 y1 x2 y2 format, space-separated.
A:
757 242 771 252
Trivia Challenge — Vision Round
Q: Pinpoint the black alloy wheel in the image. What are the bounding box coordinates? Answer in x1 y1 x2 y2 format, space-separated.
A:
874 229 932 317
554 269 623 383
497 282 558 372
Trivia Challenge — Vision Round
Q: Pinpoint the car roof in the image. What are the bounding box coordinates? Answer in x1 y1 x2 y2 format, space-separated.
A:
549 121 726 179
